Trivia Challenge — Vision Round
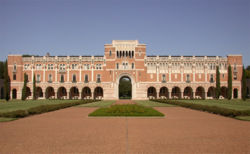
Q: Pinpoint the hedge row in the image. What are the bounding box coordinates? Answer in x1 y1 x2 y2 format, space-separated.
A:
152 99 250 117
0 100 98 118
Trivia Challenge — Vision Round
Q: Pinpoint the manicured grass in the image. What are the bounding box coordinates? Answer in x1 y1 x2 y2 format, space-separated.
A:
77 100 115 107
0 117 17 122
89 104 164 117
177 99 250 111
135 100 175 107
0 99 81 113
0 99 97 122
235 116 250 121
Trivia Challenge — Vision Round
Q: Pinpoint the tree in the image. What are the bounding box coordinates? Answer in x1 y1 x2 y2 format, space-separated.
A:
33 74 36 100
21 73 28 100
242 66 247 101
227 65 232 100
3 60 10 101
215 66 220 99
0 61 4 79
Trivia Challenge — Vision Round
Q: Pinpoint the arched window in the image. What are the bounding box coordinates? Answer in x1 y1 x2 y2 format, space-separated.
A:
109 50 112 56
48 74 52 82
84 74 88 83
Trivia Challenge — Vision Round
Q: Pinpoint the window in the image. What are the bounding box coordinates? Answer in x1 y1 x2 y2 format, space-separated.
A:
234 73 237 80
36 74 41 83
109 50 112 56
36 64 42 70
24 64 30 70
222 74 225 79
123 62 128 69
84 74 88 83
72 74 77 82
48 74 52 82
96 64 102 70
59 64 66 70
116 63 119 69
72 64 77 70
210 74 214 82
60 75 64 82
13 63 17 71
234 63 237 71
13 74 16 80
84 64 90 70
47 64 53 70
162 74 166 82
139 51 141 56
97 74 101 83
132 63 134 69
186 74 190 82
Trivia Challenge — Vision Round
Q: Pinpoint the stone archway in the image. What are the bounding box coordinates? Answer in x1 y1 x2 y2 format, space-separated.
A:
119 76 132 99
116 73 135 100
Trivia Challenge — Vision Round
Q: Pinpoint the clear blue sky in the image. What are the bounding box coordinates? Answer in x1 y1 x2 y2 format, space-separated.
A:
0 0 249 66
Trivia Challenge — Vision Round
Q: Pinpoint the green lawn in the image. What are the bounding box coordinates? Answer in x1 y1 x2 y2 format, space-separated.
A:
77 100 115 107
89 104 164 117
235 116 250 121
135 100 175 107
0 117 17 122
177 99 250 111
0 99 82 113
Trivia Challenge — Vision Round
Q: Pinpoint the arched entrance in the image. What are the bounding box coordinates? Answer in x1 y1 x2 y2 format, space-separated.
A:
94 87 103 99
207 86 216 99
195 86 205 99
12 89 17 99
57 87 67 99
172 86 181 99
82 87 91 99
45 87 55 99
119 76 132 99
233 88 238 99
184 87 193 99
70 87 79 99
36 87 43 99
147 86 157 99
221 86 228 99
159 87 169 99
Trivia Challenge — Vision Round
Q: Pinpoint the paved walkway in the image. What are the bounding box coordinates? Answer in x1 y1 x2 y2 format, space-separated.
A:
0 107 250 153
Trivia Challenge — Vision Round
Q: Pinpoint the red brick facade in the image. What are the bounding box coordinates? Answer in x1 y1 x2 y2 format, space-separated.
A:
8 40 243 100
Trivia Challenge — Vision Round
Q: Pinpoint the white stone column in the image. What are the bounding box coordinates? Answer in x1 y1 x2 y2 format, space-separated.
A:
169 91 172 99
67 64 69 82
43 64 45 82
55 64 58 82
79 65 82 82
31 64 34 82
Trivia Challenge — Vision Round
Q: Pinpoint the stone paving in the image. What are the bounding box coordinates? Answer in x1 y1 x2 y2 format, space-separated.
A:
0 106 250 153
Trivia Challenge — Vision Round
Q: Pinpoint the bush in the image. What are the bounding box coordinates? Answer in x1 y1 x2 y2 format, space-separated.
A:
0 99 98 118
152 99 250 117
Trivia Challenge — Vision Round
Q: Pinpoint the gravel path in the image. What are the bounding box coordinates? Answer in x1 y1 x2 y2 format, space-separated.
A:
0 106 249 153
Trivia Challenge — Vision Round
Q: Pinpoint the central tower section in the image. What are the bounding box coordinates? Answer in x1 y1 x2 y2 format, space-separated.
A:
104 40 146 99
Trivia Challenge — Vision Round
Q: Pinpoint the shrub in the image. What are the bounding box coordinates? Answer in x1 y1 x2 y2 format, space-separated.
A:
152 99 250 117
0 99 98 118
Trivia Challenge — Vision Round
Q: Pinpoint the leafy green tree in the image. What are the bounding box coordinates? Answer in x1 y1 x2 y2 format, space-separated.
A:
21 73 28 100
33 74 36 100
215 66 220 99
242 66 247 101
3 60 10 101
227 65 232 100
0 61 4 79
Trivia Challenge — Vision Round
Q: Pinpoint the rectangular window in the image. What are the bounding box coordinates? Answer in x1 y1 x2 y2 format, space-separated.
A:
48 74 52 82
96 64 102 70
47 64 54 70
162 74 166 82
97 74 101 83
234 73 237 80
36 74 41 83
109 50 112 56
13 74 16 80
36 64 42 70
72 64 77 70
59 64 66 70
132 63 134 69
72 74 77 82
116 63 119 69
210 74 214 83
84 74 89 83
84 64 90 70
186 74 190 82
60 75 64 82
24 64 30 70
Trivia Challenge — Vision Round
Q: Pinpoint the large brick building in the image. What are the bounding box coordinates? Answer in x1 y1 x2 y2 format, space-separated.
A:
8 40 243 100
